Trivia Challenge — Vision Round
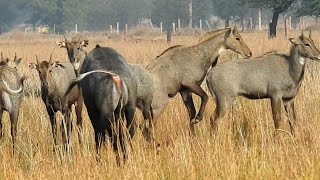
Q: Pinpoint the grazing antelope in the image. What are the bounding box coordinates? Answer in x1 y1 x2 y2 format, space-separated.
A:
0 53 27 152
206 31 320 136
29 55 83 148
146 26 252 134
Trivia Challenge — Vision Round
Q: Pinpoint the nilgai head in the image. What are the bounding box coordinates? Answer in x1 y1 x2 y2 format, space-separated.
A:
289 30 320 61
0 52 22 70
56 36 89 71
29 55 63 87
224 26 252 58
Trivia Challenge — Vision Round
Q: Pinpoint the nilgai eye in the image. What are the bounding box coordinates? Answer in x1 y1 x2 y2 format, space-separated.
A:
77 47 80 50
235 37 240 41
305 44 310 46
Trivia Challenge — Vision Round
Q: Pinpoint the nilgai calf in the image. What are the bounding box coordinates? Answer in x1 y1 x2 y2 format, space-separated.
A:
146 27 252 134
206 31 320 136
0 53 27 151
29 55 83 147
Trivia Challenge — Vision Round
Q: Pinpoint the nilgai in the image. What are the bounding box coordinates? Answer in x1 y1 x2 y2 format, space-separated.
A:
64 45 137 162
0 53 27 151
29 55 83 148
146 27 252 134
128 63 154 141
206 31 320 136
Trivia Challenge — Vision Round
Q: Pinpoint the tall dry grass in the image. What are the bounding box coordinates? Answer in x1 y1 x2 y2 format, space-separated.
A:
0 31 320 179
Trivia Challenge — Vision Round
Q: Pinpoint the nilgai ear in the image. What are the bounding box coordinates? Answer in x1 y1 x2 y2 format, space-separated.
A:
81 40 89 47
289 38 301 45
56 40 66 48
28 63 37 69
232 25 238 33
51 61 64 68
225 27 232 38
0 52 4 61
13 58 22 66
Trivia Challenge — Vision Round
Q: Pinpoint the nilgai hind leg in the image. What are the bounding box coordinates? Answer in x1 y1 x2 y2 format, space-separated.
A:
271 96 282 137
75 94 84 145
283 100 297 137
180 90 196 135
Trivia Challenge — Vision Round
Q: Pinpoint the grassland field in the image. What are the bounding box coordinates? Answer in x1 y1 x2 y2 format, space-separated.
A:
0 30 320 179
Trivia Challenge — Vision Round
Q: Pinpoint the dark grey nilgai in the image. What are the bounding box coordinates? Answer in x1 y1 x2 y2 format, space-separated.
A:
0 53 27 152
29 55 83 148
206 31 320 136
64 45 137 163
146 27 252 134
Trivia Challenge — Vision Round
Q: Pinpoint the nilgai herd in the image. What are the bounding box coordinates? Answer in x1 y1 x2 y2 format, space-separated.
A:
0 27 319 164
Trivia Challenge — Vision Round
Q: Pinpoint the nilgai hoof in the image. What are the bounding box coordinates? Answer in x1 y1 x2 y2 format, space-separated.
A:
190 118 202 124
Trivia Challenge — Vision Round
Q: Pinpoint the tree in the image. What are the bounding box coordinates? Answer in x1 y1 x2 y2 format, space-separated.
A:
296 0 320 17
242 0 298 37
212 0 248 28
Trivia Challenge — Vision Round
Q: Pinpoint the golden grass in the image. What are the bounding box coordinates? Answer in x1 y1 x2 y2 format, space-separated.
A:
1 31 320 179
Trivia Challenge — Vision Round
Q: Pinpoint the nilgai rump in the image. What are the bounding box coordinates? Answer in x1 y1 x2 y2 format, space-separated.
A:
206 31 320 136
76 46 137 160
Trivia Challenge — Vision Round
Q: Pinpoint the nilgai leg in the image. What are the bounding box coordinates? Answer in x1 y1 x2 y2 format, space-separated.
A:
180 90 196 135
10 110 19 153
0 109 3 140
284 100 297 136
75 93 84 145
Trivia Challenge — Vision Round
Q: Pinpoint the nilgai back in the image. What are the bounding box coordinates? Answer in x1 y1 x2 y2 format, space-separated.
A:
206 31 320 136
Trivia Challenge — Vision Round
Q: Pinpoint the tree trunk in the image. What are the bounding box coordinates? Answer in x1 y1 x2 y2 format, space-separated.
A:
269 10 280 37
240 16 245 31
224 16 230 28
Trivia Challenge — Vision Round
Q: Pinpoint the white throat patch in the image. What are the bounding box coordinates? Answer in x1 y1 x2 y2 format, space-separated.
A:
73 61 80 70
218 47 226 55
299 57 305 65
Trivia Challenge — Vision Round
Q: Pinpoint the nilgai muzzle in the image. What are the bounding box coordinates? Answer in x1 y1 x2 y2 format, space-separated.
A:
29 55 83 148
206 31 320 136
65 45 137 163
0 53 27 152
146 27 252 134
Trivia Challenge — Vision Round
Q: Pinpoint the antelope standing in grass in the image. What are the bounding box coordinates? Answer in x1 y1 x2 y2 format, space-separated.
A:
0 53 27 151
29 55 83 148
146 27 252 134
206 31 320 136
59 41 137 163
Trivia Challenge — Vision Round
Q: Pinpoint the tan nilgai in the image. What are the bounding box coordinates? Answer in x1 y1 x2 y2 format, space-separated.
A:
147 27 252 134
206 31 320 136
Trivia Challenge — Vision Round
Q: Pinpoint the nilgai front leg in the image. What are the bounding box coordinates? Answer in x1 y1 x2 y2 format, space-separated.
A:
185 84 208 124
180 90 197 135
0 109 3 140
284 100 297 136
61 108 73 148
271 96 282 137
75 93 84 145
10 110 19 153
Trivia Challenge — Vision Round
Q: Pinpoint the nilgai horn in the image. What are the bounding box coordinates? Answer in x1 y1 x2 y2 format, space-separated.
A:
206 31 320 136
29 55 83 148
146 26 252 135
0 53 27 153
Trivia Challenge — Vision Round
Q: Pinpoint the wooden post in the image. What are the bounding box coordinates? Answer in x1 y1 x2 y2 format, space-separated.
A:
178 19 181 32
125 24 128 41
150 19 154 31
289 16 292 30
205 20 211 29
250 17 253 29
285 18 288 37
302 17 305 30
116 22 119 34
75 24 78 33
24 28 27 37
160 22 163 33
172 23 175 34
110 25 113 33
199 19 202 30
53 24 56 34
258 9 262 31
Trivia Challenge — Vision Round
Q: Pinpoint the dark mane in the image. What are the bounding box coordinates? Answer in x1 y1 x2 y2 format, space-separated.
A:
156 45 184 59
